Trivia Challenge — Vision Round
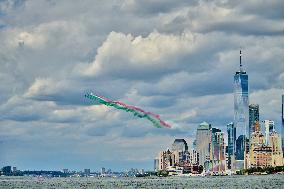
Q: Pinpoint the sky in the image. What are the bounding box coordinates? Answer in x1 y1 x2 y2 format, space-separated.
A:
0 0 284 172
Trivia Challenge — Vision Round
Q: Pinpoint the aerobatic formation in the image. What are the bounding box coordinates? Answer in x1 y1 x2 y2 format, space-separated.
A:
85 92 171 128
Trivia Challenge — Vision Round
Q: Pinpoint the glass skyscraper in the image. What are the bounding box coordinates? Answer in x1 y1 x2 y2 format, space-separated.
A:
249 104 259 139
234 50 249 160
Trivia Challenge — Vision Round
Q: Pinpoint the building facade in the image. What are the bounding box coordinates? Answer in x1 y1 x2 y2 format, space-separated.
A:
249 146 272 168
249 104 259 139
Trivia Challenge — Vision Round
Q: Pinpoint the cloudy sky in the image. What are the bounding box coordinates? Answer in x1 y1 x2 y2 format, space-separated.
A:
0 0 284 171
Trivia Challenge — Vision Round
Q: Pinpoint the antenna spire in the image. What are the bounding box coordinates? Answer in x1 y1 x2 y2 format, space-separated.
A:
239 49 243 72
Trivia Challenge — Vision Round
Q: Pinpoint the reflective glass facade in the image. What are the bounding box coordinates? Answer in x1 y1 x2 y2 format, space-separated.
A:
234 70 249 160
249 104 259 139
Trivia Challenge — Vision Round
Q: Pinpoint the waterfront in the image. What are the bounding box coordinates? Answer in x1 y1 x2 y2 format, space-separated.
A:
0 175 283 189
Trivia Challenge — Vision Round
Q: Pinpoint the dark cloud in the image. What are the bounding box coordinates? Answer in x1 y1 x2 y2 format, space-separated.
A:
121 0 198 15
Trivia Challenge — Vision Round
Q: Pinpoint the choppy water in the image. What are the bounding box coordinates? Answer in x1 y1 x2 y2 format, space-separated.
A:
0 175 283 189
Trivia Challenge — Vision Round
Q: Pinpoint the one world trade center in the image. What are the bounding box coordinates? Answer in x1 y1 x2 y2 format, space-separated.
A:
234 50 249 160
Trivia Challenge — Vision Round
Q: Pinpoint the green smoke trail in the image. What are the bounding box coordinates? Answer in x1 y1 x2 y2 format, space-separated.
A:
85 93 167 128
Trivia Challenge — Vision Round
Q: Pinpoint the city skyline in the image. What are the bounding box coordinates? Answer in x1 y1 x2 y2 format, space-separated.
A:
0 0 284 171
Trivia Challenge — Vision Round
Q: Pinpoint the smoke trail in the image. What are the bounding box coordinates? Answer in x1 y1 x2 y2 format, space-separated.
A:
85 92 171 128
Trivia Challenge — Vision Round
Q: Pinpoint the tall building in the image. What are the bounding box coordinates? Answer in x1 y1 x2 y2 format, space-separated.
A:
234 50 249 160
227 122 236 169
264 120 275 145
282 95 284 157
171 139 188 152
195 122 211 166
249 104 259 139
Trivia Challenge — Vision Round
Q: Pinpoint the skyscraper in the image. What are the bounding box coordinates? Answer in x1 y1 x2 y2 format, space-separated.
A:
227 122 236 169
249 104 259 139
234 50 249 160
282 95 284 157
195 122 211 166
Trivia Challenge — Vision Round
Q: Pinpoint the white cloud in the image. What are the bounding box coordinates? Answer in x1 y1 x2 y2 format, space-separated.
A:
84 31 195 77
25 78 53 97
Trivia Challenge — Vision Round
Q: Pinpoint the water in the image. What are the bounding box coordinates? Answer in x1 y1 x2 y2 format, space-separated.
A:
0 175 283 189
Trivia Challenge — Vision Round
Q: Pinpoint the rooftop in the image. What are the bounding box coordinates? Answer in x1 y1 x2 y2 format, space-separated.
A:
197 121 211 130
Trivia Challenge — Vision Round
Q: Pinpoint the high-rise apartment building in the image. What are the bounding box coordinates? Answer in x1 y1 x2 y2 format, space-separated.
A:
234 50 249 160
249 104 259 139
195 122 211 166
